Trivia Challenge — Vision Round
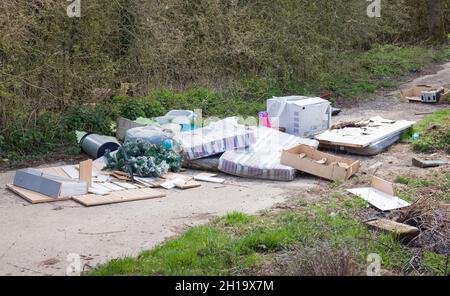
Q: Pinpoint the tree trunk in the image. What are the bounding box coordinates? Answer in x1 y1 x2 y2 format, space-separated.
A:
427 0 447 43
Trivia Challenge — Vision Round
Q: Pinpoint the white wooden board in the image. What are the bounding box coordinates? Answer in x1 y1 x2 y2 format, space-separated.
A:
315 117 414 148
194 175 225 183
73 188 165 206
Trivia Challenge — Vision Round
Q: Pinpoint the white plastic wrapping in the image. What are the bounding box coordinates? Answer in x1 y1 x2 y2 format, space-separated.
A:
125 125 168 145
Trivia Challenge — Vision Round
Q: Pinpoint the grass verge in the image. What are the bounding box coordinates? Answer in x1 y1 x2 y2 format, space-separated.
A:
89 175 449 276
402 109 450 154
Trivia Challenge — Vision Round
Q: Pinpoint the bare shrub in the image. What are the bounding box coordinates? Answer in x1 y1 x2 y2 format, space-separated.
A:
397 195 450 255
286 242 364 276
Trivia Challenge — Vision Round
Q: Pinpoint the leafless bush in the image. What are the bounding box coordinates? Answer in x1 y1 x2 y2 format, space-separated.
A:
0 0 440 126
286 242 364 276
397 195 450 255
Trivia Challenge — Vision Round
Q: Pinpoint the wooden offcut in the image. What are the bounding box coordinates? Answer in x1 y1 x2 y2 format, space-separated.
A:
6 184 72 204
79 159 93 187
72 188 165 206
366 219 419 238
175 180 201 189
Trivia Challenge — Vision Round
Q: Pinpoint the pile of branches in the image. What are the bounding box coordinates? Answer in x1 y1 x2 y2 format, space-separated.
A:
396 195 449 255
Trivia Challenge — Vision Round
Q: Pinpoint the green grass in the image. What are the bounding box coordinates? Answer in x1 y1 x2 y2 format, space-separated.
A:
395 173 450 202
90 175 450 276
405 109 450 154
89 192 418 276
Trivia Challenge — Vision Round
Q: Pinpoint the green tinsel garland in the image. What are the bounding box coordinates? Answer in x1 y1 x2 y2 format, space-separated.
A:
104 141 182 177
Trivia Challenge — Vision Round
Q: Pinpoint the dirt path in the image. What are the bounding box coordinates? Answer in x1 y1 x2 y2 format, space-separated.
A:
0 63 449 276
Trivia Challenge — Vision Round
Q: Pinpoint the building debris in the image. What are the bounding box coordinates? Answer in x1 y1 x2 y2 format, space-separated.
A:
412 157 448 168
400 85 449 103
315 116 414 156
194 174 225 184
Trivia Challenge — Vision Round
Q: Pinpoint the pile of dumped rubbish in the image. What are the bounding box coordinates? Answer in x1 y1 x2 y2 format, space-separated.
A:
7 92 447 209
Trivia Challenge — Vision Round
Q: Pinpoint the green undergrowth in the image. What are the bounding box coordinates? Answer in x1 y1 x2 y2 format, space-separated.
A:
2 44 450 164
402 109 450 154
395 172 450 202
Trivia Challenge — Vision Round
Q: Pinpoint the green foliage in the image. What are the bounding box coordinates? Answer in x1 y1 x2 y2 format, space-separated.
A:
421 251 449 276
113 96 166 120
395 175 438 187
63 105 114 136
104 141 181 177
395 173 450 202
0 111 76 159
221 212 256 226
409 109 450 153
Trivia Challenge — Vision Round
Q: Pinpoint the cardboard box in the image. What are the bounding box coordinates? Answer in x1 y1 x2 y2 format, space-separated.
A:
280 144 359 181
400 85 449 103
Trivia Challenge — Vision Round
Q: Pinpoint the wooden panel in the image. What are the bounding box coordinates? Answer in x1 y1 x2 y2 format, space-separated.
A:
7 184 71 204
366 219 419 237
60 165 79 179
175 181 201 189
72 188 165 206
315 117 414 148
79 159 93 187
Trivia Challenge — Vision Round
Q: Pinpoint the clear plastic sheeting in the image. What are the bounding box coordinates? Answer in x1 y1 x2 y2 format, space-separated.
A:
175 117 256 160
218 127 319 181
125 125 169 145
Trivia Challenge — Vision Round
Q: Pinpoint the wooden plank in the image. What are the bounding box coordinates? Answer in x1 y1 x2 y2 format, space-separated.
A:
162 172 191 180
72 188 166 206
61 165 80 179
366 219 419 237
175 180 201 189
194 175 225 183
6 184 71 204
79 159 93 187
112 182 138 189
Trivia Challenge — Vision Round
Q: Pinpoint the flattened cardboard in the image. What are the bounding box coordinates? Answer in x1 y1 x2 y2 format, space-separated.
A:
347 176 411 211
280 144 359 181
